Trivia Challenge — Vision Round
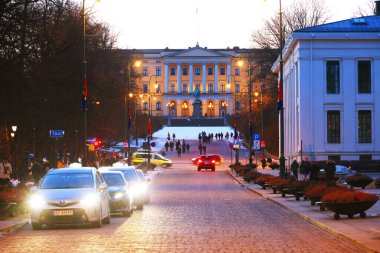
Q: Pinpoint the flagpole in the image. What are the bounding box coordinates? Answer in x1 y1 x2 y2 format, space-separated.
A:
147 75 157 169
82 0 88 166
279 0 286 178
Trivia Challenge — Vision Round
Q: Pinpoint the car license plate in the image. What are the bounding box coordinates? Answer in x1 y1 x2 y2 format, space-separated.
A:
205 161 210 164
53 210 74 216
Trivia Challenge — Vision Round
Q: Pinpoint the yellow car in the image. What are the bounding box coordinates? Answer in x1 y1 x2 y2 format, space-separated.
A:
132 152 172 168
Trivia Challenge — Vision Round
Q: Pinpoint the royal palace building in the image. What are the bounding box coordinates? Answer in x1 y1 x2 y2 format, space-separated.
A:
124 45 254 120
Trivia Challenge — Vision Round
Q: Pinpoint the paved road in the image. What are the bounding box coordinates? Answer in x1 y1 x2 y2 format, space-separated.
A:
0 140 365 252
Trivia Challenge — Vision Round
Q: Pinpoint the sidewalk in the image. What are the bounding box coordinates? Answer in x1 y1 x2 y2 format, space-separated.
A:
0 213 29 234
227 168 380 253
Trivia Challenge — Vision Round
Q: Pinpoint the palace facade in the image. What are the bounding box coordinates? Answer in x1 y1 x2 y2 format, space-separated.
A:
126 45 254 119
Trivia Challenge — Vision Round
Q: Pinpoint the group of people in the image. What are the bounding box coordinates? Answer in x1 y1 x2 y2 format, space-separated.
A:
0 157 13 189
290 157 336 181
164 139 190 158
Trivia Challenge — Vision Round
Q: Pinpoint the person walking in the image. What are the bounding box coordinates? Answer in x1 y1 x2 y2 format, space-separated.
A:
290 160 299 180
177 147 182 158
299 157 311 181
198 143 203 155
170 142 174 151
182 142 186 153
172 133 176 140
186 143 190 153
310 161 319 181
165 141 169 152
202 145 207 155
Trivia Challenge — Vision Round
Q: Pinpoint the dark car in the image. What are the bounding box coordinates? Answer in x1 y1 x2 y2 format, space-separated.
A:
192 154 223 165
100 171 133 217
196 155 216 172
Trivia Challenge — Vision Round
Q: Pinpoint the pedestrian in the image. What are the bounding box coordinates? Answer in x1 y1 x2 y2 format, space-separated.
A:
198 133 202 142
290 160 299 180
167 132 171 140
310 161 319 181
172 133 176 140
198 143 203 155
176 140 181 150
182 143 186 153
177 147 182 157
202 145 207 155
31 158 42 184
170 142 174 151
0 157 12 188
186 143 190 153
165 141 169 152
299 157 311 181
325 160 336 181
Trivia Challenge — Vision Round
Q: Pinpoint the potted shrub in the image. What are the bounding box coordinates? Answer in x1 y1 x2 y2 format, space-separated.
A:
321 190 379 219
243 171 262 183
261 158 267 168
345 174 373 189
254 174 276 189
304 184 346 206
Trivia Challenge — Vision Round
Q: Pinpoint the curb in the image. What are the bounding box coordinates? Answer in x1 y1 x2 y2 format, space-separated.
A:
0 219 29 233
225 170 379 253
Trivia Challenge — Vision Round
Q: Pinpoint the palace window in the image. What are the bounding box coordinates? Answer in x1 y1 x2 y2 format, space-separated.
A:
235 83 240 93
326 61 340 94
156 102 161 111
142 68 148 76
156 67 161 76
358 110 371 143
156 84 161 93
195 67 201 76
220 67 225 75
358 60 371 93
327 110 340 143
208 83 214 93
183 67 188 76
170 67 175 76
143 83 148 93
170 84 175 93
143 102 148 111
183 84 188 93
220 83 226 92
208 66 213 75
234 68 240 76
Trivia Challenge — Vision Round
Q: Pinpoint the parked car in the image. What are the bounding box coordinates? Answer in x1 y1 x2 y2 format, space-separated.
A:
29 167 111 230
100 171 133 216
320 165 357 178
132 152 172 168
196 155 216 172
136 169 150 204
192 154 223 165
100 166 145 210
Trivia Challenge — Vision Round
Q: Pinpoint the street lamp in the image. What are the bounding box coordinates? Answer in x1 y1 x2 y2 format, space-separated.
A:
125 60 141 166
278 0 285 178
10 125 17 175
145 75 158 168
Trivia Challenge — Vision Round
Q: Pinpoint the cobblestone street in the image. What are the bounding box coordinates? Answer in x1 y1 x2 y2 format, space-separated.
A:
0 140 366 252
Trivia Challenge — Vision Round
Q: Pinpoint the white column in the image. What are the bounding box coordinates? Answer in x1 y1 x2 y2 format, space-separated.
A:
214 64 219 93
227 64 231 92
202 63 206 93
164 64 169 93
177 64 181 93
189 64 193 93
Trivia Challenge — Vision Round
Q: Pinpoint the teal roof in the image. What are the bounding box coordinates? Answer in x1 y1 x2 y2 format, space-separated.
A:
296 16 380 33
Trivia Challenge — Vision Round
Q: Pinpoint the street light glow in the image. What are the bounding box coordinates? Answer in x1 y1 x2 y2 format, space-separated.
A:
12 125 17 132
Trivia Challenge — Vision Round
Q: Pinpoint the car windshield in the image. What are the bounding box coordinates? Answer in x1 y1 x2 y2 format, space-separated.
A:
111 169 137 182
154 154 167 160
336 166 347 173
102 174 125 187
40 173 93 189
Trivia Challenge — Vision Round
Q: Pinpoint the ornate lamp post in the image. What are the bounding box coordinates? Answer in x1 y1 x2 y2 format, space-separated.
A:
10 125 17 174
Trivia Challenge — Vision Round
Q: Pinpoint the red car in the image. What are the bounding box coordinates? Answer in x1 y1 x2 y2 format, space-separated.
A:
196 155 216 171
192 154 223 165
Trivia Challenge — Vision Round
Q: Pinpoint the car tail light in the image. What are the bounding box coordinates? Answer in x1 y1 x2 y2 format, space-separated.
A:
211 160 216 164
197 160 203 164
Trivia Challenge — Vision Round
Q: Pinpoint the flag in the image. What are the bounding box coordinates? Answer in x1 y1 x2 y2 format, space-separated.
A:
147 118 152 136
128 110 132 130
234 117 237 140
82 75 88 111
277 79 283 113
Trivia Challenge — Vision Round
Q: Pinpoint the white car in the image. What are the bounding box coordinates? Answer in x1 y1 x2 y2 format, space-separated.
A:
320 165 356 178
29 167 111 230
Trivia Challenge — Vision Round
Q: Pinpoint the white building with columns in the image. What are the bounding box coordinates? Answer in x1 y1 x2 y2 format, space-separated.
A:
126 45 254 119
272 14 380 162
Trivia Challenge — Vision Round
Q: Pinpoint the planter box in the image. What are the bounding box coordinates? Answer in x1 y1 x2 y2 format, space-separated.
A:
345 179 373 189
321 200 378 220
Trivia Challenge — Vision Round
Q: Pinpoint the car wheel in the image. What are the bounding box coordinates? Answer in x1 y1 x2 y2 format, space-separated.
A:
136 203 144 210
212 168 215 172
32 222 42 230
198 167 201 171
92 208 102 228
103 209 111 224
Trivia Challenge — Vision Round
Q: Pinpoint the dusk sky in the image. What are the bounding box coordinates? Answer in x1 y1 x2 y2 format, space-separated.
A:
83 0 371 49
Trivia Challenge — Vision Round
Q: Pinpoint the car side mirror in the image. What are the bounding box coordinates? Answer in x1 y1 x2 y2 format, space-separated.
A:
30 186 38 192
98 184 107 191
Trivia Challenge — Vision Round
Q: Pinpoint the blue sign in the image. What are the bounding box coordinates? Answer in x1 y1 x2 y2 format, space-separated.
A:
50 130 64 138
254 134 260 141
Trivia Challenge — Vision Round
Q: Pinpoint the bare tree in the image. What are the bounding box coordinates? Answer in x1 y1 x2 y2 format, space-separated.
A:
252 0 330 49
354 0 376 17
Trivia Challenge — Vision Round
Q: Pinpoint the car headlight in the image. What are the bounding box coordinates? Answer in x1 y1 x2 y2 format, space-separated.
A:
131 183 148 196
29 195 46 210
114 192 124 199
80 194 99 208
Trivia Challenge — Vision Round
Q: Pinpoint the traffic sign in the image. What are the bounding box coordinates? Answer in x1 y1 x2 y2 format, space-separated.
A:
254 140 260 150
49 130 64 138
254 134 260 141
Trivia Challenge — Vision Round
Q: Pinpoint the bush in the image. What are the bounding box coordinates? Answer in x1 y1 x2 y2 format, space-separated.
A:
243 171 262 183
266 157 272 163
322 190 379 202
269 163 279 169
